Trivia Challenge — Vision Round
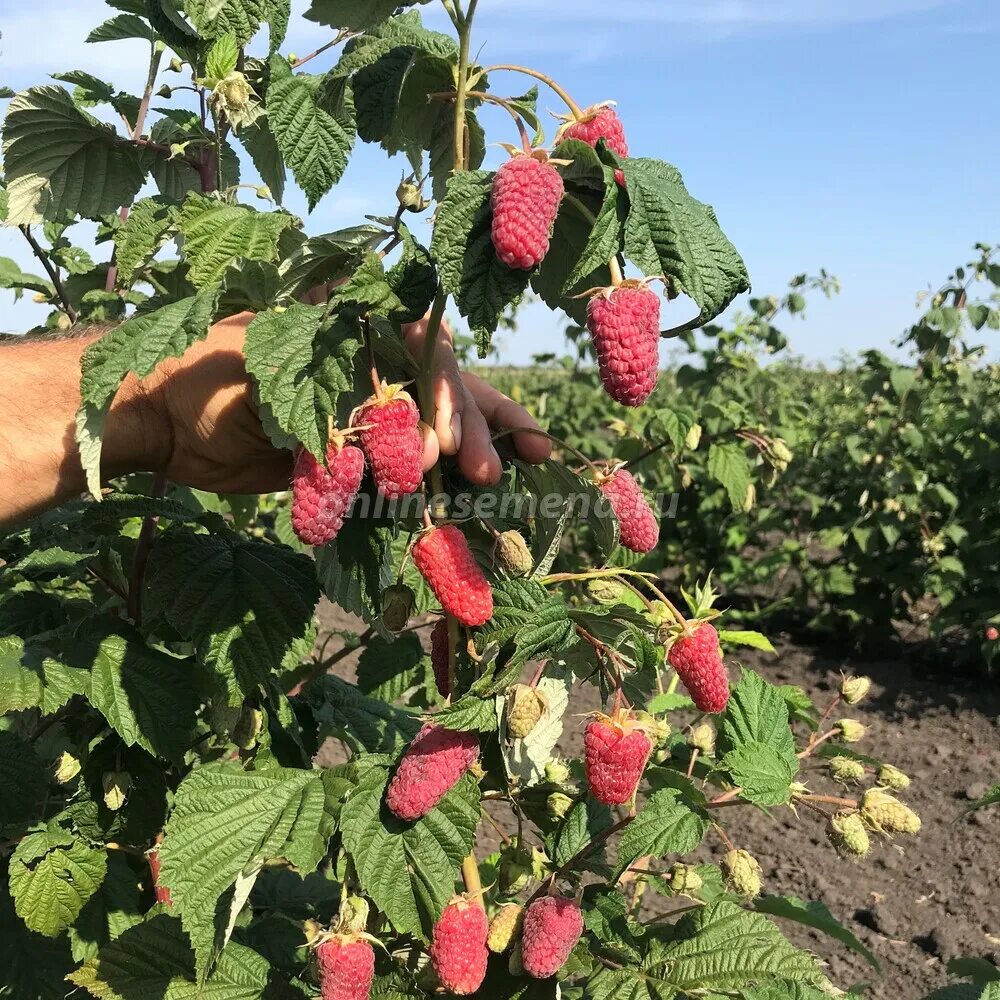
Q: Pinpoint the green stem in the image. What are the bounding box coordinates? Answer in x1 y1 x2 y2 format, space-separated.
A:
483 64 584 118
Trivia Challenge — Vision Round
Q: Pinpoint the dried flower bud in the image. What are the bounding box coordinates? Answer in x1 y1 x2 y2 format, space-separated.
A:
546 792 574 821
544 758 570 785
102 771 131 811
688 723 716 756
495 530 533 577
666 862 703 894
381 583 416 633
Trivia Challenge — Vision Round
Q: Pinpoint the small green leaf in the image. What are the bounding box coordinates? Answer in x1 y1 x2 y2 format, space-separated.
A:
307 674 421 754
722 742 796 806
86 14 156 43
306 0 432 30
966 782 1000 813
433 696 499 733
614 789 708 879
205 32 239 81
707 442 754 511
719 630 776 653
9 829 108 937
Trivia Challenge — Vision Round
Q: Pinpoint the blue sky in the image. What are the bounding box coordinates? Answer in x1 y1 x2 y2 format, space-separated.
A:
1 0 997 363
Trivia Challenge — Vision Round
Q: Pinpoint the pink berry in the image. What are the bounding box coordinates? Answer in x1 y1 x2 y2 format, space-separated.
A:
430 897 489 995
587 285 661 408
599 468 659 553
315 935 375 1000
412 525 493 627
559 105 629 158
668 622 730 713
521 895 583 979
356 388 423 499
491 154 565 270
385 724 480 822
290 441 365 547
584 712 653 805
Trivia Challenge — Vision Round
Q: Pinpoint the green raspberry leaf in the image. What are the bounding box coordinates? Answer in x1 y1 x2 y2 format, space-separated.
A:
244 303 363 458
112 197 180 286
386 225 437 324
204 32 239 82
754 895 880 971
67 910 292 999
177 193 297 286
721 742 796 807
315 517 395 624
307 674 422 754
9 828 108 937
707 441 754 512
158 763 328 978
622 157 750 334
2 86 145 224
0 633 91 717
326 12 457 77
340 766 480 938
145 526 320 705
431 170 531 357
719 670 799 777
0 885 76 999
86 14 156 43
277 224 385 301
305 0 433 31
266 56 356 211
613 789 709 880
552 798 615 871
184 0 290 49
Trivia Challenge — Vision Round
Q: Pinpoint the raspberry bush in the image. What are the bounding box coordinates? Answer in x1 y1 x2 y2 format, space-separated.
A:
0 2 942 998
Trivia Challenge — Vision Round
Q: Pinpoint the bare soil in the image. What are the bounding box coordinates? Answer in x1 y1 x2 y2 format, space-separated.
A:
315 601 1000 997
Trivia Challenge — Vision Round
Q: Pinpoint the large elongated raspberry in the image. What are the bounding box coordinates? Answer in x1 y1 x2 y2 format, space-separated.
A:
587 284 660 407
430 896 489 995
491 153 565 270
558 105 629 157
584 711 653 805
667 623 729 713
599 468 659 553
430 618 451 697
386 723 479 821
291 441 365 546
413 525 493 627
356 387 423 499
521 895 583 979
316 935 375 1000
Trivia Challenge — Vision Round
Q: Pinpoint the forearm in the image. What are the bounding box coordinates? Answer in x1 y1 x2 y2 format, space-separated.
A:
0 332 166 530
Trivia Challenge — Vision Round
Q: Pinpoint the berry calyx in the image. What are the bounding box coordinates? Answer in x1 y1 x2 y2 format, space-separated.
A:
587 281 661 407
584 709 654 805
666 622 730 714
430 896 489 996
491 151 565 270
381 583 415 633
412 525 494 627
291 439 366 547
385 723 480 822
597 466 659 553
521 895 583 979
355 385 423 500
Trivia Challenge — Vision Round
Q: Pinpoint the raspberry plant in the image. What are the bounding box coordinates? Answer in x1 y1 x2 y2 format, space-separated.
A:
0 2 931 998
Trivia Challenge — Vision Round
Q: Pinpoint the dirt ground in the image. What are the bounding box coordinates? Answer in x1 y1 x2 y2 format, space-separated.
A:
315 602 1000 998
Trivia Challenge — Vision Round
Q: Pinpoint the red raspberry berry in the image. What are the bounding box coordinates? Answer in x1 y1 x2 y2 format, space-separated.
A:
599 468 659 553
147 846 173 907
291 440 365 547
587 284 661 407
521 895 583 979
316 934 375 1000
986 626 999 642
385 723 480 821
667 622 730 713
430 618 451 697
584 711 653 805
430 896 489 995
412 525 494 627
356 387 423 499
559 105 629 158
614 168 627 188
491 153 565 270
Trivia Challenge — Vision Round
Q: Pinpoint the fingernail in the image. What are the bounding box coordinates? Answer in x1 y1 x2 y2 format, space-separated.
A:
450 412 463 450
489 444 501 467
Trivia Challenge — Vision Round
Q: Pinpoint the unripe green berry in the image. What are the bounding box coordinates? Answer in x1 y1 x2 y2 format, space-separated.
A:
544 758 570 785
487 903 523 953
840 675 872 705
876 764 910 790
722 849 763 899
380 583 416 633
666 862 703 894
828 811 871 858
506 684 546 740
588 578 629 604
546 791 574 821
495 530 533 577
498 843 533 896
688 723 716 755
861 788 921 835
836 719 866 743
829 755 866 785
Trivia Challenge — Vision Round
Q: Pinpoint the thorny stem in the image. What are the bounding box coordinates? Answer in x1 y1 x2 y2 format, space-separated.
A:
490 425 599 474
810 693 842 745
18 227 77 323
481 808 513 845
528 659 547 688
686 748 700 779
798 729 838 759
363 316 382 397
290 31 352 69
799 794 858 809
713 824 736 852
483 64 583 118
127 471 167 626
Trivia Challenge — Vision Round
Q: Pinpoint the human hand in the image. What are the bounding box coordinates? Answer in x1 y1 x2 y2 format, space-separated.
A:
131 311 551 496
